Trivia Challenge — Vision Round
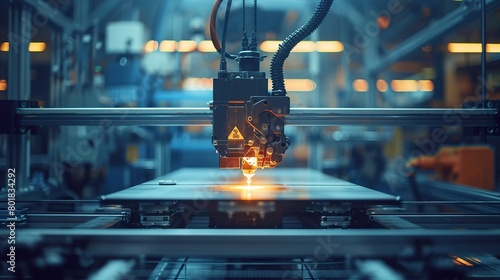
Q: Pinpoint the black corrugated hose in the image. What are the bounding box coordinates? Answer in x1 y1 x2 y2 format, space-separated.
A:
270 0 334 96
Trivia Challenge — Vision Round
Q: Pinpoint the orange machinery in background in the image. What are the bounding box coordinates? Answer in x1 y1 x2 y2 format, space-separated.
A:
410 146 495 191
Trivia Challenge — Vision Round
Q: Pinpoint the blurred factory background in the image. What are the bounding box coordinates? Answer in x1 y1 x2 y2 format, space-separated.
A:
1 0 499 199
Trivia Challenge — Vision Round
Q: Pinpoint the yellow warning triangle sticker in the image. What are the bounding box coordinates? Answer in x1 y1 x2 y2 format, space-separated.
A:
228 126 244 140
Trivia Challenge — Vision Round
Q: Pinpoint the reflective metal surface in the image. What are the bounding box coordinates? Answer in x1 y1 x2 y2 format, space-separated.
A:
17 107 498 127
15 228 500 257
102 168 398 203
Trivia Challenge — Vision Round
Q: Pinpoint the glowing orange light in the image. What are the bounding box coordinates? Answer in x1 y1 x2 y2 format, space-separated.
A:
0 79 7 91
144 40 159 53
488 44 500 53
292 41 317 52
29 42 46 52
267 79 316 92
198 40 217 52
212 185 287 192
177 40 197 52
353 79 368 92
447 43 500 53
391 80 418 92
418 80 434 91
376 79 388 92
452 257 474 267
0 42 8 52
377 16 390 29
159 40 177 52
259 40 282 53
260 40 344 53
391 80 434 92
0 42 46 52
316 41 344 52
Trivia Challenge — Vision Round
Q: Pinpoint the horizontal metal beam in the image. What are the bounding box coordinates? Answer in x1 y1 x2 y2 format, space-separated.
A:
85 0 121 30
417 177 500 214
368 0 500 74
14 228 500 257
17 107 498 127
18 108 213 126
288 108 498 127
22 0 83 33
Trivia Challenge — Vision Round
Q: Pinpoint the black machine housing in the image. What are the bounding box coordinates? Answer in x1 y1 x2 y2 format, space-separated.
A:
211 51 290 173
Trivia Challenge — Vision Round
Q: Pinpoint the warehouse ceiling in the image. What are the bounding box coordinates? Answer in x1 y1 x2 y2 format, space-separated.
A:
0 0 499 76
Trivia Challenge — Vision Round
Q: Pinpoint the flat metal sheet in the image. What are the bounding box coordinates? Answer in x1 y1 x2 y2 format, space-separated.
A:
143 168 355 185
102 168 398 203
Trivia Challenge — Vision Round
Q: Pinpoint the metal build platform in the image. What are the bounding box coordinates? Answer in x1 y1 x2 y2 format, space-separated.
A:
10 170 500 279
102 168 399 204
102 168 399 229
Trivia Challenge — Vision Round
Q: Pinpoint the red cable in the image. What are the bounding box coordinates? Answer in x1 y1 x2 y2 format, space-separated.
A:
210 0 223 52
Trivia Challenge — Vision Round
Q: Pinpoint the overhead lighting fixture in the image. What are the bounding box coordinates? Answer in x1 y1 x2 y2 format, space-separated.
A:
447 43 500 53
418 80 435 91
353 79 368 92
198 40 217 52
260 40 344 53
144 40 345 54
292 41 317 52
144 40 159 53
28 42 46 52
316 41 344 53
376 79 388 92
260 40 287 53
0 42 8 52
0 42 47 52
488 44 500 53
391 80 418 92
0 79 7 91
177 40 197 52
391 80 434 92
159 40 177 52
183 78 316 92
269 79 316 92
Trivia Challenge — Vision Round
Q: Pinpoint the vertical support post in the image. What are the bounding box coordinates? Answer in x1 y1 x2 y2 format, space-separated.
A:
308 29 322 171
7 1 31 191
480 0 487 143
48 30 63 185
481 0 487 106
154 140 170 178
365 5 379 109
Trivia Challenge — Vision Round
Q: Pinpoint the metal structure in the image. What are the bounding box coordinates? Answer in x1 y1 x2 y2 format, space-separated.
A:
11 107 500 127
2 0 500 279
4 168 500 279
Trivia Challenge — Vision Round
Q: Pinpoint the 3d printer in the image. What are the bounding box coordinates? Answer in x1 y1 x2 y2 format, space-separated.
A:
210 0 332 183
